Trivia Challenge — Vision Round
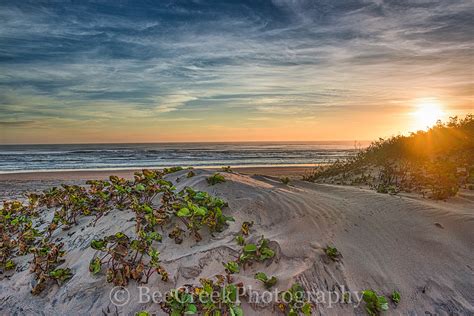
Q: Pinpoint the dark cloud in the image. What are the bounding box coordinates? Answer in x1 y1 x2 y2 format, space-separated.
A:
0 120 36 127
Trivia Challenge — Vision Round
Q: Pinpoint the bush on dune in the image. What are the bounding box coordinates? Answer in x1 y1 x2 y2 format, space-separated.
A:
304 114 474 199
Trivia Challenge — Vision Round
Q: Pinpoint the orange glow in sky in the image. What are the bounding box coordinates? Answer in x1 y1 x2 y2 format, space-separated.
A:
0 2 473 144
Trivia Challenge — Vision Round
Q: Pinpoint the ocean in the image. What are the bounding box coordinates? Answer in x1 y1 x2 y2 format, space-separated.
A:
0 142 365 173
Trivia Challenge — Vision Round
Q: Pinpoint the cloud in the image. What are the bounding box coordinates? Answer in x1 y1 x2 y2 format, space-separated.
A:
155 117 202 122
247 117 273 121
154 94 197 113
0 0 472 142
0 120 36 127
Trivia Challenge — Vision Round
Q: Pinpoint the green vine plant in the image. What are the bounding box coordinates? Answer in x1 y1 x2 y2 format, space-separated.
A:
1 168 235 298
39 169 180 237
1 197 74 295
40 185 92 232
238 236 276 268
30 241 73 295
391 290 401 305
0 199 41 274
235 235 245 246
161 286 198 315
324 246 342 262
84 179 114 225
172 187 234 242
35 169 234 246
168 225 185 244
223 260 240 274
131 185 175 234
89 231 167 286
163 167 185 174
255 272 277 289
160 275 244 316
221 166 233 173
207 173 226 185
240 221 253 236
276 283 312 315
235 221 253 246
362 290 389 316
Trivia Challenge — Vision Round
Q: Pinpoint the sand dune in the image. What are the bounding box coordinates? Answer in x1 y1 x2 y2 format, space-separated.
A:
1 169 473 315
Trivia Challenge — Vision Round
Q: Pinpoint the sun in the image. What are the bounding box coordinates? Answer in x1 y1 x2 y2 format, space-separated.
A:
412 98 446 130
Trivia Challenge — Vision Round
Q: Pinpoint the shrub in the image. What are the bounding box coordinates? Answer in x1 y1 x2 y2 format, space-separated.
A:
280 177 290 185
303 114 474 200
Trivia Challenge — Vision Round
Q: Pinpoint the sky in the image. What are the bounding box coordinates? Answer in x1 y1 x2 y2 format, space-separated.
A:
0 0 473 144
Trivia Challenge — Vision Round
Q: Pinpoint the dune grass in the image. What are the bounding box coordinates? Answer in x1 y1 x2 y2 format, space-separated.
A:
304 114 474 199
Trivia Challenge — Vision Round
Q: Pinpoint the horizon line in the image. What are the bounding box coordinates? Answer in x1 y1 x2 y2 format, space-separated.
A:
0 140 374 146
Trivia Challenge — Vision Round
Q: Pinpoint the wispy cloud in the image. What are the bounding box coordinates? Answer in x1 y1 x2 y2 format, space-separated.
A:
154 94 197 113
0 120 36 127
0 0 472 143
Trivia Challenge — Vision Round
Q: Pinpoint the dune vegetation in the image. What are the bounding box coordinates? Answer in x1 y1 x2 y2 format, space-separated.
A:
304 114 474 199
0 168 324 315
2 166 473 314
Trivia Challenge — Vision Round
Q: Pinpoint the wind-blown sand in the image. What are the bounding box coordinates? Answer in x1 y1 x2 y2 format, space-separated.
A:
1 169 473 315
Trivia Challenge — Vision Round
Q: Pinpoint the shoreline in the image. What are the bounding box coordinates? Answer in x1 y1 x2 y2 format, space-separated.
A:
0 166 316 181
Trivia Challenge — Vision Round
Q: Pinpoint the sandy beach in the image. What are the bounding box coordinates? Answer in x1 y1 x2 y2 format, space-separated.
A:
1 167 473 315
0 166 315 181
